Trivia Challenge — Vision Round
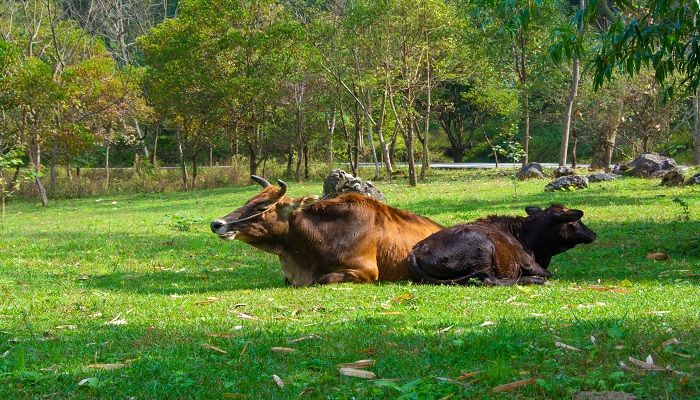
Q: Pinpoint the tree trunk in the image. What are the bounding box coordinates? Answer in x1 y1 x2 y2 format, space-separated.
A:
695 87 700 165
304 143 309 180
295 107 303 182
286 145 294 177
175 130 188 189
406 94 417 186
152 125 159 165
560 0 585 167
339 102 356 175
104 142 110 190
571 130 578 169
191 155 197 188
30 134 48 206
209 145 213 167
366 125 380 180
325 110 336 164
50 135 58 192
66 163 72 183
522 95 530 165
560 54 580 167
420 29 431 180
600 98 624 171
134 117 149 159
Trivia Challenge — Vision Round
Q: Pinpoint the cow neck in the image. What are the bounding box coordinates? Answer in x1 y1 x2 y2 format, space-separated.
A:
479 215 550 268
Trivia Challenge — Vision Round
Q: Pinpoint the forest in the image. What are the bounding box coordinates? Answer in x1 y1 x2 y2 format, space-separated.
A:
2 0 700 205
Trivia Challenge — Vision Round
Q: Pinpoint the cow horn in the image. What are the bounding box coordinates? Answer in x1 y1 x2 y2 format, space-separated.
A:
277 179 288 197
251 175 271 188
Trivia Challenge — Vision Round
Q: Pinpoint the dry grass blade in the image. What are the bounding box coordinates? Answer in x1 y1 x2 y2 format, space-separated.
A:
86 363 125 370
272 374 285 388
491 378 537 392
628 356 665 371
339 367 376 379
556 341 582 352
104 316 127 326
457 370 482 380
435 377 468 388
271 347 297 353
195 297 219 305
289 334 320 343
338 359 375 369
208 333 236 338
234 312 256 320
202 343 227 354
480 321 496 327
661 338 680 347
646 252 670 261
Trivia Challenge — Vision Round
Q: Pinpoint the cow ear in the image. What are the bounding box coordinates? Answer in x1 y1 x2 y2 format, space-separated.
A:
554 209 584 222
277 195 319 219
525 206 542 215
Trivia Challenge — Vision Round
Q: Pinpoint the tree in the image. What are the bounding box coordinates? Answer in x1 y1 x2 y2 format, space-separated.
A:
589 0 700 164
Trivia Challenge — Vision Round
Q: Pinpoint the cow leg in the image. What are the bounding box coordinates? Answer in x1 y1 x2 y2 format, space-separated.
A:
316 261 378 285
482 275 546 286
519 262 551 278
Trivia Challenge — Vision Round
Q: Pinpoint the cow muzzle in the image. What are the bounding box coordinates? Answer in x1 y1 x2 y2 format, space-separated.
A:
211 219 238 240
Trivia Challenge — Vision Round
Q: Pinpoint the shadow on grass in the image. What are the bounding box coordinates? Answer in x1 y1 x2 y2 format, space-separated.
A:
1 315 697 399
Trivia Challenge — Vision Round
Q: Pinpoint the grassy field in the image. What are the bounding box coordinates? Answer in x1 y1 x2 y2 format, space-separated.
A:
1 170 699 399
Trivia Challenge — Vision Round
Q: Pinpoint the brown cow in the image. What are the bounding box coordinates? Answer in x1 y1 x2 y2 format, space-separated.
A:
408 205 596 285
210 176 442 286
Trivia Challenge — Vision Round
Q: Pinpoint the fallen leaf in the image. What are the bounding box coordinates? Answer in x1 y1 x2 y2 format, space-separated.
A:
1 350 9 358
378 311 402 315
591 336 597 344
356 347 376 355
505 296 517 303
556 341 582 352
672 352 692 359
662 338 680 347
648 310 669 316
234 312 256 320
195 297 219 305
437 325 453 334
208 333 236 338
169 294 183 299
582 285 632 294
202 343 227 354
272 374 285 388
491 378 536 392
86 363 125 370
391 293 416 304
77 275 89 281
628 356 665 371
78 377 99 388
529 313 545 317
104 317 127 326
338 359 375 369
480 321 496 327
457 370 482 380
271 347 296 353
339 367 376 379
289 334 319 343
646 252 669 261
56 325 77 330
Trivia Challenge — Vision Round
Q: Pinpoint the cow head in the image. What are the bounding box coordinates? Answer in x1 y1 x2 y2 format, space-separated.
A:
210 176 317 252
520 204 596 268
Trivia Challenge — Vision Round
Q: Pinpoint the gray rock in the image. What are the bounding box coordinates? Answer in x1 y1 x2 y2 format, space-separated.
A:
545 175 589 192
553 166 574 178
686 172 700 185
625 153 678 177
661 170 685 186
516 165 544 180
521 162 543 172
588 173 621 183
322 169 385 202
612 163 629 175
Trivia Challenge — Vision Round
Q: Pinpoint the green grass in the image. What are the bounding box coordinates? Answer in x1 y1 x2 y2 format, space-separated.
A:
1 171 699 399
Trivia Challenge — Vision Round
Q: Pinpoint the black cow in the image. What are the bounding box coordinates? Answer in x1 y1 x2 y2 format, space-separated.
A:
408 205 596 285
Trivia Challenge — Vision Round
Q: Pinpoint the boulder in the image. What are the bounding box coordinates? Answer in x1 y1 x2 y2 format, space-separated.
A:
625 153 678 178
612 163 629 175
322 169 385 202
553 166 574 178
516 163 544 180
545 175 589 192
588 173 621 183
686 172 700 185
660 170 685 186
